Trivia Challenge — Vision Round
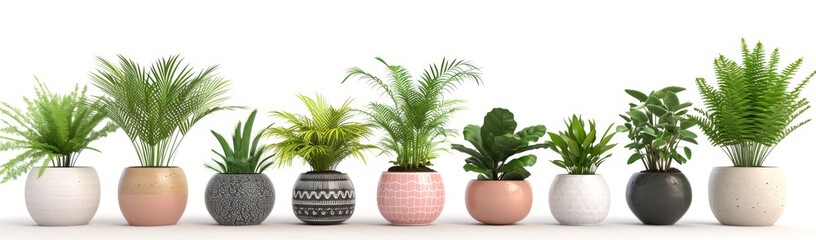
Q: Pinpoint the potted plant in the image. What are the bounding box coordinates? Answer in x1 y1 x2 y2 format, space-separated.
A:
691 39 812 226
546 115 617 225
343 57 482 225
204 110 275 226
618 86 698 225
0 80 117 226
451 108 546 225
265 94 376 225
91 55 233 226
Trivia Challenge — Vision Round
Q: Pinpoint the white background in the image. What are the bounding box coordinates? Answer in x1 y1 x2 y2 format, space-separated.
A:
1 0 814 239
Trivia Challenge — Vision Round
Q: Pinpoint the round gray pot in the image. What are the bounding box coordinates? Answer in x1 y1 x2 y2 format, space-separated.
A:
626 171 692 225
292 172 355 225
205 174 275 226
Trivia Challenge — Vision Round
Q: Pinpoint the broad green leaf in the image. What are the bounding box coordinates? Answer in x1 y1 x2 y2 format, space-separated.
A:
660 86 686 93
646 104 668 116
683 146 692 160
515 125 547 142
481 108 517 145
498 155 537 173
501 168 531 180
627 153 642 164
679 130 697 139
625 89 648 102
464 163 493 178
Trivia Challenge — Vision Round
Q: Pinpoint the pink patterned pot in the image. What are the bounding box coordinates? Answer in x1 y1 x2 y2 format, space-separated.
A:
377 172 445 225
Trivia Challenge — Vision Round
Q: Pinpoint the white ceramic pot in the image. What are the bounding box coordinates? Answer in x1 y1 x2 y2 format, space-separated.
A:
548 174 610 225
709 167 786 226
25 167 101 226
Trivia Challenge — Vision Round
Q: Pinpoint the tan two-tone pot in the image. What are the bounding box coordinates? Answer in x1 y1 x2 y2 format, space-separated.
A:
465 180 532 225
118 167 188 226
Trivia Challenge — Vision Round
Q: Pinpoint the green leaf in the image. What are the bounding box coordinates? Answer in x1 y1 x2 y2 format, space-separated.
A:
679 130 697 139
464 163 493 179
515 125 547 142
625 89 649 102
627 153 642 164
660 86 686 93
663 91 680 108
501 168 531 180
627 110 648 123
481 108 517 145
684 146 692 160
463 125 482 145
646 104 668 116
616 125 629 132
498 155 537 173
680 120 696 130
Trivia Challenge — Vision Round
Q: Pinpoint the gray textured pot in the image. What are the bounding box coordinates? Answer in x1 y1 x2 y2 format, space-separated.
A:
292 172 355 225
205 174 275 226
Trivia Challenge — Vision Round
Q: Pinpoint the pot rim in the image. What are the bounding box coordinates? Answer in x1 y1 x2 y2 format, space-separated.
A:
468 179 529 182
300 171 347 175
381 171 440 175
213 173 268 176
632 171 685 175
126 166 182 169
555 173 604 177
712 166 780 169
32 166 96 169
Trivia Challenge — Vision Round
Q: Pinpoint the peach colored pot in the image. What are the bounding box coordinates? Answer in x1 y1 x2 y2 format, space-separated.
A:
465 180 532 225
377 172 445 225
118 167 188 226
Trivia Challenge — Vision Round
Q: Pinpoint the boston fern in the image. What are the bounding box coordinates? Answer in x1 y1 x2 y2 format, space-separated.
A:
692 39 812 167
547 115 617 175
618 87 698 172
343 57 481 171
206 110 274 174
452 108 547 180
91 55 234 167
0 80 117 183
264 94 376 172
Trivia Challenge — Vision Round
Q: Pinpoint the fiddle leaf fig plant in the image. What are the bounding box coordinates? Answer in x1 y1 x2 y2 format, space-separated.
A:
546 115 617 175
691 39 812 167
618 87 698 172
206 110 275 174
452 108 548 180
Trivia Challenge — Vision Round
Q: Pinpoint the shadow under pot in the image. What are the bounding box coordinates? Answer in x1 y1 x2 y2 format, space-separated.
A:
709 167 785 226
118 167 188 226
549 174 610 225
626 171 691 225
377 172 445 225
205 174 275 226
25 167 100 226
292 172 355 225
465 180 532 225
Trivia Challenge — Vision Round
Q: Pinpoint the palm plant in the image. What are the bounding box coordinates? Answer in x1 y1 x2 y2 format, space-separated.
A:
264 94 377 172
547 115 617 175
0 79 117 183
692 39 812 167
452 108 548 180
342 57 482 171
206 110 274 174
91 55 234 167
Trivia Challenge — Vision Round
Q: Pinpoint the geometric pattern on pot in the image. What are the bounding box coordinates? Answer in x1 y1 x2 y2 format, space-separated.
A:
118 167 188 226
549 174 610 225
25 167 101 226
292 172 355 225
205 174 275 226
709 167 786 226
377 172 445 225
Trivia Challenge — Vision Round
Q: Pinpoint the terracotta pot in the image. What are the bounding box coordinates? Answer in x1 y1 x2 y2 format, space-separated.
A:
549 174 610 225
709 167 785 226
465 180 532 225
118 167 188 226
205 174 275 226
293 172 355 225
377 171 445 225
626 171 692 225
25 167 100 226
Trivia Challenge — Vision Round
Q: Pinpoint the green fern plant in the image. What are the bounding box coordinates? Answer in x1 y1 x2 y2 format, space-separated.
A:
692 39 813 167
91 55 235 167
0 79 117 183
206 110 274 174
547 115 617 175
342 57 482 171
264 94 376 172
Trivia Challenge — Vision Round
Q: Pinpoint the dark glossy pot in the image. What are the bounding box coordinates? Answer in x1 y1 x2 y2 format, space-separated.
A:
626 171 692 225
205 174 275 226
292 172 355 225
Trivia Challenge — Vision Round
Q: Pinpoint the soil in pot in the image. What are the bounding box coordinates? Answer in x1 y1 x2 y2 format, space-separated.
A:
205 174 275 226
626 169 692 225
292 171 355 225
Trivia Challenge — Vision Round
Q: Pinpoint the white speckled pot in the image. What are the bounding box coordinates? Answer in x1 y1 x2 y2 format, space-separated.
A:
709 167 786 226
25 167 100 226
549 174 610 225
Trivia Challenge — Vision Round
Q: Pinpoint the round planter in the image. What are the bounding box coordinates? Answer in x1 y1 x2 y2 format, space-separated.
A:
292 172 355 225
465 180 532 225
709 167 785 226
626 171 692 225
549 174 610 225
205 173 275 226
118 167 188 226
24 167 100 226
377 171 445 225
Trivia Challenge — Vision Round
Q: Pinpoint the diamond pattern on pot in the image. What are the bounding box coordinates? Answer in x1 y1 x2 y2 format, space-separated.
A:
377 172 445 225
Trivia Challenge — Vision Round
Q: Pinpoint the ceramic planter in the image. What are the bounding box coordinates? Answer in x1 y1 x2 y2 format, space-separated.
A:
118 167 188 226
205 173 275 226
465 180 532 225
292 172 355 225
626 171 692 225
377 172 445 225
709 167 785 226
24 167 100 226
549 174 610 225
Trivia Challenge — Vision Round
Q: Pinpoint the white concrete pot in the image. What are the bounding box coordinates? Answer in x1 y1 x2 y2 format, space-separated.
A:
709 167 785 226
548 174 610 225
25 167 101 226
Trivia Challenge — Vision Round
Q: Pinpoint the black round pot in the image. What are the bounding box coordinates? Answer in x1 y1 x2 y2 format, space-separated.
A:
205 174 275 226
292 172 355 225
626 171 692 225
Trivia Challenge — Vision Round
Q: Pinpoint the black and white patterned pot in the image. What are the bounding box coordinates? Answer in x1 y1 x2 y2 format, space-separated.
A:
205 174 275 226
292 172 355 225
